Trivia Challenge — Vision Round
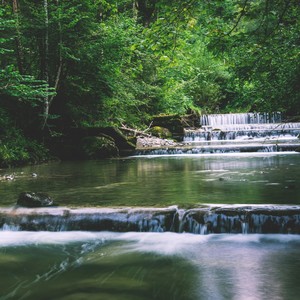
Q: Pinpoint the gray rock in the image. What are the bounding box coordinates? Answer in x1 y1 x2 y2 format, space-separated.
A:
17 192 56 208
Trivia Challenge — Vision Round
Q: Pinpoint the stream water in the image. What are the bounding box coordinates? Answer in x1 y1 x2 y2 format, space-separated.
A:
1 112 300 299
1 153 300 299
1 232 300 300
1 152 300 207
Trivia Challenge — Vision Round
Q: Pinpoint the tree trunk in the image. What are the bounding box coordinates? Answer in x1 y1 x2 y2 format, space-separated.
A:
135 0 157 27
49 0 63 108
12 0 24 74
42 0 49 129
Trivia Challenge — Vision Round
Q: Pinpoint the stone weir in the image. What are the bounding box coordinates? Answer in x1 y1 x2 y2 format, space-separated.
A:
135 112 300 155
1 205 300 234
135 142 300 155
189 112 300 142
184 123 300 142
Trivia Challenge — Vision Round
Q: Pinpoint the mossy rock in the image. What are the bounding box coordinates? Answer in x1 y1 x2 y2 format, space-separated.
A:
150 126 172 139
81 135 119 159
152 114 184 140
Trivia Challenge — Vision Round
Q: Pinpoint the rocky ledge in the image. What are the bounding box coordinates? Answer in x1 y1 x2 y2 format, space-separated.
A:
136 136 183 149
1 205 300 234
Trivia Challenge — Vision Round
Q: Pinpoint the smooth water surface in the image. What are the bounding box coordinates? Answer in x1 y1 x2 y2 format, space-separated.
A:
1 232 300 300
1 152 300 207
1 152 300 299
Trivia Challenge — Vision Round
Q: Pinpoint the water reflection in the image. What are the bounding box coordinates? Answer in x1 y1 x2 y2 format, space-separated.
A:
0 153 299 207
1 232 300 300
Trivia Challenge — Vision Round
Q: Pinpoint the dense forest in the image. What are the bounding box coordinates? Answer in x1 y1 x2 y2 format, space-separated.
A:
0 0 299 166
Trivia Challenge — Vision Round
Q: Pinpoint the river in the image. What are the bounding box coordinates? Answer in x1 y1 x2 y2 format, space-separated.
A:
1 152 300 207
1 152 300 299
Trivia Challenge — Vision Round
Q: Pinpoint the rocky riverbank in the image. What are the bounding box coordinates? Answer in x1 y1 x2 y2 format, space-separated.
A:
136 136 183 149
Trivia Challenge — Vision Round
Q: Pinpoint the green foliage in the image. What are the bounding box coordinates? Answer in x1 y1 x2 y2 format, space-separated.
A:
0 8 14 55
0 6 55 116
0 66 54 104
0 0 299 166
62 9 159 128
204 0 300 114
0 137 50 167
0 108 50 167
157 37 231 114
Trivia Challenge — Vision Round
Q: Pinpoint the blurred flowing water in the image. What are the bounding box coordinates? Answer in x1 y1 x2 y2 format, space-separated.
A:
1 232 300 300
1 151 300 299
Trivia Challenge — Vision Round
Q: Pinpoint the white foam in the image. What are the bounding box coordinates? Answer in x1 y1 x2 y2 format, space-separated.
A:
1 231 300 253
0 231 118 247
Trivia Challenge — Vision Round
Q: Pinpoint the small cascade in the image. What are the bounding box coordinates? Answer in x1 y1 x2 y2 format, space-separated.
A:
184 125 300 142
135 112 300 155
1 205 300 234
191 112 300 143
0 207 178 233
180 206 300 234
242 222 249 234
199 112 282 126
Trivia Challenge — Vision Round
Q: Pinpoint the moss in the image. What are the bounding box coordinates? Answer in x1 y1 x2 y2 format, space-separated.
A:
152 114 185 140
149 126 172 139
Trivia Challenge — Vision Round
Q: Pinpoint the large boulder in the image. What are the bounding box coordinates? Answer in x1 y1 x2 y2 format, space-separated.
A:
17 192 55 208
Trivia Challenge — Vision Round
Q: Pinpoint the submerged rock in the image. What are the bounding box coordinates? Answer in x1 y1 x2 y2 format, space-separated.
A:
17 192 56 208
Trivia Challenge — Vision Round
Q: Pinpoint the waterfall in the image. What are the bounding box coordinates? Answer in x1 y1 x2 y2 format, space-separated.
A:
199 112 282 126
134 112 300 155
1 205 300 234
179 112 300 146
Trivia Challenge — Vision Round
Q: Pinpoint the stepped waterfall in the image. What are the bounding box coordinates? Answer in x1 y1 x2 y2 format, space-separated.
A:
1 112 300 235
190 112 300 141
1 112 300 300
136 112 300 155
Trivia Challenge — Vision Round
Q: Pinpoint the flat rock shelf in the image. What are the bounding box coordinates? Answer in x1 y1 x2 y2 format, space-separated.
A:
1 205 300 234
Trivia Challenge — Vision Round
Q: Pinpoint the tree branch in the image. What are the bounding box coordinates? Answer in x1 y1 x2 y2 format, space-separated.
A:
225 0 249 36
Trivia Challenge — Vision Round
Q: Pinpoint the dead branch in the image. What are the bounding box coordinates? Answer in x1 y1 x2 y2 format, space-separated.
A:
120 124 152 137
